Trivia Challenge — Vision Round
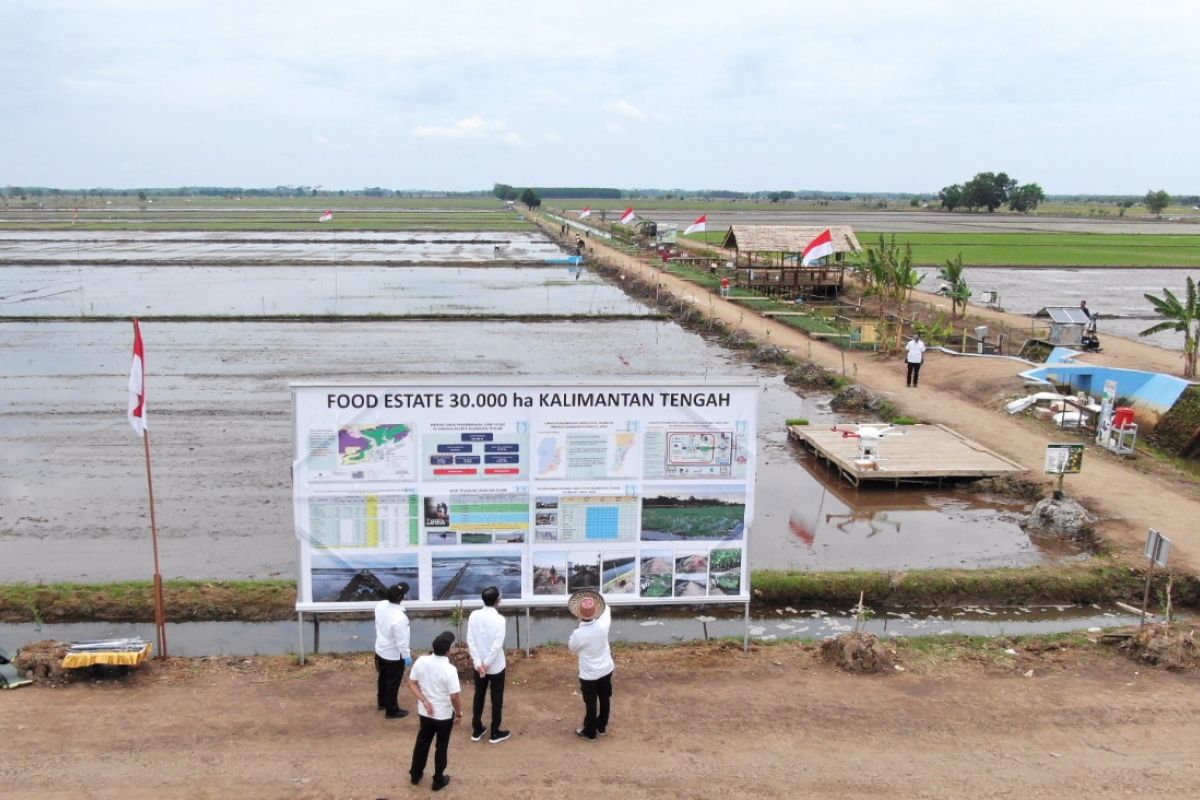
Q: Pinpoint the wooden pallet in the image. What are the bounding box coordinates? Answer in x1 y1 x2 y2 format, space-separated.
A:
787 423 1026 487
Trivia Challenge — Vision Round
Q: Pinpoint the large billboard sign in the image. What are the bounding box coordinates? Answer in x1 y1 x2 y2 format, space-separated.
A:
292 382 757 611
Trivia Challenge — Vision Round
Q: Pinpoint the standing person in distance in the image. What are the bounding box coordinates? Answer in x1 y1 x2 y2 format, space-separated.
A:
374 582 411 718
467 585 510 744
567 589 613 742
905 332 927 388
408 632 463 791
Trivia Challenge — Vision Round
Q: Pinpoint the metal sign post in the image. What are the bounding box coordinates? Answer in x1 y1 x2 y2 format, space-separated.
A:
1139 529 1172 628
1044 443 1084 498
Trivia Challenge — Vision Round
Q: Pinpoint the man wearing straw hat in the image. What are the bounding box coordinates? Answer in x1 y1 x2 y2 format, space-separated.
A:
567 589 613 742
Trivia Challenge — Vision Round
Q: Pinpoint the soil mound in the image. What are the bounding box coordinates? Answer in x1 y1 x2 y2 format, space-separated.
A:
830 385 889 415
969 475 1045 501
1118 625 1199 671
1024 496 1094 540
751 344 789 364
785 363 838 389
819 632 895 673
722 330 755 349
14 640 71 683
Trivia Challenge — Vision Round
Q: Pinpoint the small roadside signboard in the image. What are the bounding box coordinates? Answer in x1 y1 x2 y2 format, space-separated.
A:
1139 528 1172 627
1145 528 1171 567
1044 443 1084 474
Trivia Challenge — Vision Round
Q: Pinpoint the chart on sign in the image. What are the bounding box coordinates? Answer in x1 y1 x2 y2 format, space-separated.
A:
292 383 757 610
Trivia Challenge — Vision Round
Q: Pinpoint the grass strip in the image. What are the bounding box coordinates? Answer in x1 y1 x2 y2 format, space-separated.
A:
752 562 1200 608
3 562 1195 624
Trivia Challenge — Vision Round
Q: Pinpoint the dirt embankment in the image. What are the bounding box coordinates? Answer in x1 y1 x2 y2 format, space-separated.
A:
533 213 1200 576
6 636 1200 799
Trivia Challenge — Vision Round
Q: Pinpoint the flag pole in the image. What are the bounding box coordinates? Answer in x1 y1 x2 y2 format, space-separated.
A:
142 429 169 658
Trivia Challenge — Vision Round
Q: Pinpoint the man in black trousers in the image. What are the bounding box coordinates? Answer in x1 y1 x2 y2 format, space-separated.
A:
408 632 462 791
467 586 510 743
373 582 411 718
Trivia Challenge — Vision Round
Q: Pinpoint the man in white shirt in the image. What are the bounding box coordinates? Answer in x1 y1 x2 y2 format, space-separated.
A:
408 632 462 791
905 333 927 388
567 592 613 742
467 585 510 744
373 582 411 718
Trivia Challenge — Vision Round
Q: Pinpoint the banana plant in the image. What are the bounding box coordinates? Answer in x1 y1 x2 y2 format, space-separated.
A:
1141 276 1198 377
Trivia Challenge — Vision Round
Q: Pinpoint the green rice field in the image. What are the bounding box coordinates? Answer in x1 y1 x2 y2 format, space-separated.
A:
681 230 1200 267
641 505 745 539
856 232 1200 267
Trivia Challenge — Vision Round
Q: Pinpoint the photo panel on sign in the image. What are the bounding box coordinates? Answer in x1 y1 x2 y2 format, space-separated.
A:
534 495 559 541
640 484 747 542
566 550 602 593
639 549 673 599
430 551 523 602
674 550 709 598
532 551 569 595
310 551 420 604
707 547 743 596
601 551 636 595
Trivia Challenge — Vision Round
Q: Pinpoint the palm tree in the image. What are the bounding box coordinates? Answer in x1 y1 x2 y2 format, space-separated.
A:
937 253 971 319
1140 277 1198 377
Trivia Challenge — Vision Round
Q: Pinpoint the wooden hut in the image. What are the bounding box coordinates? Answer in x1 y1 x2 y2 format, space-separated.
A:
720 225 861 297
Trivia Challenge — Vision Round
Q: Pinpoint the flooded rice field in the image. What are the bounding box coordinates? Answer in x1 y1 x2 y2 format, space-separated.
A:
0 264 647 317
0 230 562 263
0 231 1087 584
951 267 1195 350
0 604 1143 658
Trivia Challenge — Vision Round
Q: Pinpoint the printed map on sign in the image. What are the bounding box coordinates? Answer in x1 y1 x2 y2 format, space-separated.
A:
534 426 641 480
340 424 412 466
611 431 637 474
536 435 563 477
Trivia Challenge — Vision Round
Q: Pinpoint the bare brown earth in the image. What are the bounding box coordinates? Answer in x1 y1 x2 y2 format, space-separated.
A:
552 217 1200 575
6 640 1200 799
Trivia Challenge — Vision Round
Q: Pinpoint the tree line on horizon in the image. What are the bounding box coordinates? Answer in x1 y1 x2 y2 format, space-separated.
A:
4 183 1197 208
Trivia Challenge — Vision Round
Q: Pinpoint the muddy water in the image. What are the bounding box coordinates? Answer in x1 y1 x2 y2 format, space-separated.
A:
0 264 649 317
0 230 563 263
937 267 1197 350
0 318 1069 584
0 605 1142 658
0 231 1086 582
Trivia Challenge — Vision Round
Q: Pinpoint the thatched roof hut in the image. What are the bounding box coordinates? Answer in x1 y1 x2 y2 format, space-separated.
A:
720 225 861 257
719 225 861 297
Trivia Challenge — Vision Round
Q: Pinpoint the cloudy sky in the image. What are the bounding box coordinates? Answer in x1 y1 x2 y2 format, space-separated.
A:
3 1 1198 194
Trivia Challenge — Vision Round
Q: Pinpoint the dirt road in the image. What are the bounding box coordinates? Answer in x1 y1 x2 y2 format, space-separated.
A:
7 642 1198 799
552 218 1200 573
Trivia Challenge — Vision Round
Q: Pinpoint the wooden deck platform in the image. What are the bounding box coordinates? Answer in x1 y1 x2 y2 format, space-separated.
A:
787 423 1025 487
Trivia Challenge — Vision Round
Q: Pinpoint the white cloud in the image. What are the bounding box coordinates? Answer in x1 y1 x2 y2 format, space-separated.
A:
604 100 648 122
411 116 526 146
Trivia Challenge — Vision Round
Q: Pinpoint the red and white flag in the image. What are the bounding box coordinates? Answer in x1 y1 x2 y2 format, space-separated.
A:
619 207 636 225
128 319 147 436
684 214 707 236
318 210 333 222
801 228 834 266
579 206 591 219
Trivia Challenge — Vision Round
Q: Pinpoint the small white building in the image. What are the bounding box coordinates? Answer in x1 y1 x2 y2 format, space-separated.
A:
1033 306 1091 346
